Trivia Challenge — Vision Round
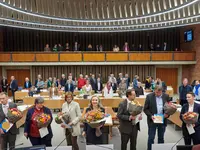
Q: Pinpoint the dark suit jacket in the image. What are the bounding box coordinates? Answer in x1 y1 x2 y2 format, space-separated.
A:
65 83 74 93
180 102 200 131
1 79 8 89
24 106 53 138
0 102 18 134
24 81 32 89
144 92 170 126
90 78 97 91
60 78 67 87
117 99 140 134
10 80 18 91
111 83 117 93
95 82 103 93
34 79 38 87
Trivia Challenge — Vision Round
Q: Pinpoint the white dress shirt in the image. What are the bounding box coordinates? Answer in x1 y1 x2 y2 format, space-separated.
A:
2 103 9 116
97 82 101 91
188 103 194 112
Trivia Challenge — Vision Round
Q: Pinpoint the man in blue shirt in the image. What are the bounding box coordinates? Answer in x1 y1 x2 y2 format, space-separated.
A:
179 78 192 106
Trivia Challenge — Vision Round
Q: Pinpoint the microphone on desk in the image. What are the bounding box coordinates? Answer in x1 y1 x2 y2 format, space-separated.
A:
3 142 24 150
171 136 184 150
80 135 114 150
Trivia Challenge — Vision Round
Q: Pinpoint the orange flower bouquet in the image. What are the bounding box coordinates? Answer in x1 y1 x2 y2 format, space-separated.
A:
84 110 106 128
35 113 51 128
7 108 23 123
182 112 199 124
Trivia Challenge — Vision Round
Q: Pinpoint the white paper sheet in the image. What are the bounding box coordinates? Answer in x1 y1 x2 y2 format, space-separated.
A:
39 127 49 138
186 124 195 135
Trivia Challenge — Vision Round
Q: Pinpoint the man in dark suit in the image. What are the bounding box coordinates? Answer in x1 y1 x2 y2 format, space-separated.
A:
180 92 200 145
34 74 42 87
0 92 18 150
163 42 168 51
90 74 97 92
95 77 103 93
60 74 67 87
1 77 8 92
125 74 130 89
73 42 80 51
9 76 18 102
65 79 74 93
117 89 141 150
144 85 170 150
24 77 32 89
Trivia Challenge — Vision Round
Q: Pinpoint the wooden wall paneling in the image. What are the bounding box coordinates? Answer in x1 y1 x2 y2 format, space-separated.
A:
152 53 173 61
12 53 35 62
35 54 59 62
106 53 128 61
0 53 10 62
60 53 82 62
174 52 195 61
83 53 105 61
129 53 151 61
156 68 178 93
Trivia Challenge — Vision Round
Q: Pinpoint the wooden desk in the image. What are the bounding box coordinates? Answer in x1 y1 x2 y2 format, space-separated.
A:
15 91 29 100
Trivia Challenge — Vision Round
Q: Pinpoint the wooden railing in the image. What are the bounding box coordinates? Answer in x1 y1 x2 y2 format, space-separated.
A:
0 51 196 62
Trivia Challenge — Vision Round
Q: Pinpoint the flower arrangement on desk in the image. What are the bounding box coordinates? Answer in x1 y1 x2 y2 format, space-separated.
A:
84 110 106 128
55 112 71 124
7 108 23 123
35 113 51 128
183 112 199 124
164 102 177 115
128 100 143 116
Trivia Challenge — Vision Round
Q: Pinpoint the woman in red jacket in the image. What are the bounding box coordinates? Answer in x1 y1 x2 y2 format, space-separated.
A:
77 74 86 90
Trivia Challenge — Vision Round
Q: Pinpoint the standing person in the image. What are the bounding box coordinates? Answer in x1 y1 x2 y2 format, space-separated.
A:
77 74 86 90
180 92 200 145
133 75 139 89
125 74 130 89
122 42 130 52
163 42 168 51
179 78 193 106
0 92 18 150
44 44 51 52
193 80 200 101
65 79 74 93
135 82 144 97
82 80 92 95
34 74 42 87
9 76 18 102
103 81 113 98
144 85 170 150
118 79 127 96
117 73 123 85
24 77 32 89
24 97 53 146
47 77 53 89
117 89 141 150
95 77 103 93
1 77 8 93
60 74 67 87
61 92 81 150
82 96 105 145
90 74 97 93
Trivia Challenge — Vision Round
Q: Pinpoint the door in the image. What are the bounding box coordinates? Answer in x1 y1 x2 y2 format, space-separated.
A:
7 69 30 96
156 68 178 93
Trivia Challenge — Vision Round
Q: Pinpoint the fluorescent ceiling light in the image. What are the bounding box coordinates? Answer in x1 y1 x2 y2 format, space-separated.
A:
0 14 199 29
0 0 198 23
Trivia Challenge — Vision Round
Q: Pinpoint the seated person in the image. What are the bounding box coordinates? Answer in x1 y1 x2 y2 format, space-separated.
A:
49 83 59 98
113 45 120 52
24 77 32 89
29 86 36 96
103 81 113 98
65 79 74 93
145 76 151 89
135 82 144 97
87 44 93 51
36 78 44 90
82 96 105 145
82 80 92 95
118 79 127 96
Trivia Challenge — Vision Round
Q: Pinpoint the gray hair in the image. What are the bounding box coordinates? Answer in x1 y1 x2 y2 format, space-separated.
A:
154 85 163 91
34 97 44 104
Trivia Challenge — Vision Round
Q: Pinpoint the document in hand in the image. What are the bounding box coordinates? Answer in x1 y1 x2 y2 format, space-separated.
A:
153 114 164 124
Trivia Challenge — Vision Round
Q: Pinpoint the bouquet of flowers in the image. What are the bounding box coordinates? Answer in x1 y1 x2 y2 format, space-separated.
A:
163 102 177 115
84 110 106 128
55 112 71 124
128 100 143 116
7 108 23 123
35 113 51 128
182 112 199 124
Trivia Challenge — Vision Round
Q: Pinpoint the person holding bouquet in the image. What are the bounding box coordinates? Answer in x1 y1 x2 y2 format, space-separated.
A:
61 92 81 150
0 92 19 150
82 96 105 145
24 97 53 146
117 89 142 150
180 92 200 145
